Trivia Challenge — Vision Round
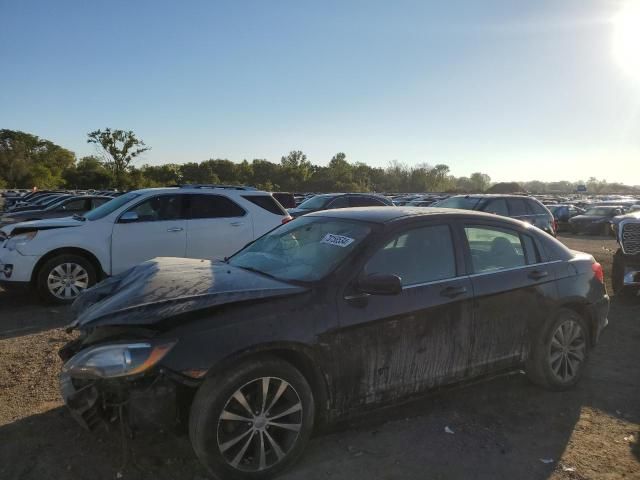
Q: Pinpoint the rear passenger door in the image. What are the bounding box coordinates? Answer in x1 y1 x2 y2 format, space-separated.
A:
185 194 252 260
462 224 557 372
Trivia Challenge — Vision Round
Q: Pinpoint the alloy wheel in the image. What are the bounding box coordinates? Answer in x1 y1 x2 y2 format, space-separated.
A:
217 376 303 472
548 319 586 382
47 262 89 300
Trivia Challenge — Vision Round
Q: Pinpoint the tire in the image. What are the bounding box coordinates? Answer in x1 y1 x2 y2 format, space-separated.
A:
189 355 315 480
36 254 97 304
602 223 611 237
526 308 590 390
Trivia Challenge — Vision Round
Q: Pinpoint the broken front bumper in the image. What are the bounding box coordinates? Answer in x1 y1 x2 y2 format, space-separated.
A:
60 372 180 432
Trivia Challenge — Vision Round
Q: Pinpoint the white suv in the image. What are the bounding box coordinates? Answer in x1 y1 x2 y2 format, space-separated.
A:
0 186 291 303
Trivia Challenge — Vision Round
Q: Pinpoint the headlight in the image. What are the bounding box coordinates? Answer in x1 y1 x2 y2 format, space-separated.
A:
62 341 176 379
5 231 37 251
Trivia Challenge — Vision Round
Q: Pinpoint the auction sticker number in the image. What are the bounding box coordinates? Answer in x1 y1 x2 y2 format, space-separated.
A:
320 233 355 247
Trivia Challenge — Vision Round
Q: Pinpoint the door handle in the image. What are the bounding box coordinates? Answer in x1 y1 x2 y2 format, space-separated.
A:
230 221 244 227
528 270 548 280
166 227 184 232
440 286 467 298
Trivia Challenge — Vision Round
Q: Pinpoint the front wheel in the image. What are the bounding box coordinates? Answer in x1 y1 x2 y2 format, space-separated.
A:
36 254 97 304
189 356 315 480
526 309 589 390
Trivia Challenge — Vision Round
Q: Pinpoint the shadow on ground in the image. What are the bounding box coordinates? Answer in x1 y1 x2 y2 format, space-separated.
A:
0 287 71 339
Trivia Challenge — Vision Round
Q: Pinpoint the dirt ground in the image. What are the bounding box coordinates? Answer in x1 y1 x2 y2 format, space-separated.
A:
0 234 638 480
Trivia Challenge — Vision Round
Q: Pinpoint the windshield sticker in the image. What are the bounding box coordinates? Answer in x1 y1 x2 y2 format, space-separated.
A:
320 233 355 247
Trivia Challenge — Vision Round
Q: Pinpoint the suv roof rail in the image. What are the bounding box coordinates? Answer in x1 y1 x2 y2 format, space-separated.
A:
176 184 258 191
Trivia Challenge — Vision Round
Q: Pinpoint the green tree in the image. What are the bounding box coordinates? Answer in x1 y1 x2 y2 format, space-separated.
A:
63 156 113 189
87 128 150 189
0 129 75 188
469 172 491 192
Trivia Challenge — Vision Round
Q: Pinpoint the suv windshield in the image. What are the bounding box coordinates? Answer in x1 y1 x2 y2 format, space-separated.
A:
435 196 482 210
83 191 141 221
229 216 371 282
296 195 334 210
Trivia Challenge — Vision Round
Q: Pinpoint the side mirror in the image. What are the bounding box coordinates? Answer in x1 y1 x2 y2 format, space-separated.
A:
357 273 402 296
119 211 139 223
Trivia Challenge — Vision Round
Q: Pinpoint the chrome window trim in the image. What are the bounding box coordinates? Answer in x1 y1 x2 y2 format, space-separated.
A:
467 259 563 278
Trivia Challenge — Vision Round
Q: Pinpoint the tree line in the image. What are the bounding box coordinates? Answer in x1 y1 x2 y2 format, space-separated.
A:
0 129 637 195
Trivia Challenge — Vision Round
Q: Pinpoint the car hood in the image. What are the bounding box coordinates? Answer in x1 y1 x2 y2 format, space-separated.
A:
68 257 308 329
612 211 640 226
0 216 83 237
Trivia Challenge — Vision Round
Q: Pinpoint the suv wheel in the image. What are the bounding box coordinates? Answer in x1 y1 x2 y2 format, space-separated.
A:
526 308 589 390
36 254 97 304
189 356 315 480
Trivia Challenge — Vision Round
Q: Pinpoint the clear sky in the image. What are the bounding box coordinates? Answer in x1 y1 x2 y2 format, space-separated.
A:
1 0 639 184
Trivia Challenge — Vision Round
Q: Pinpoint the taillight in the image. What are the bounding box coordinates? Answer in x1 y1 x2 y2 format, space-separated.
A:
282 216 293 224
553 219 558 234
592 262 604 283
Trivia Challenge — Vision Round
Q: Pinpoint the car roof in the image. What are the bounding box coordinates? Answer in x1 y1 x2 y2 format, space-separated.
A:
448 194 533 199
305 206 526 225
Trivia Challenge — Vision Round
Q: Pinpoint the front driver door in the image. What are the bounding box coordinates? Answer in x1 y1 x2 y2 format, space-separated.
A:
330 221 474 413
111 194 187 274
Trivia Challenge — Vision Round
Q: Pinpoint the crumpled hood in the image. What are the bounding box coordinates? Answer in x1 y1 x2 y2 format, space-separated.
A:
0 216 82 237
68 257 308 329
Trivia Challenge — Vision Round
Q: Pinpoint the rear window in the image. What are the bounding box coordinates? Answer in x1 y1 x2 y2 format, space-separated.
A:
435 196 481 210
349 196 387 207
508 198 529 216
242 195 287 215
527 199 549 215
189 194 246 218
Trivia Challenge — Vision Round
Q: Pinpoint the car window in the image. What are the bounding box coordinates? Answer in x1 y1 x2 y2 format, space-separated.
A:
465 226 529 273
508 198 529 216
189 194 246 219
92 198 110 208
482 199 509 216
364 225 456 286
126 195 185 222
242 195 287 215
349 196 385 207
527 200 548 215
328 196 349 209
61 198 87 211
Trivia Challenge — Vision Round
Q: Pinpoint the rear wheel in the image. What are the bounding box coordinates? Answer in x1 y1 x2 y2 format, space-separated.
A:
526 309 589 390
36 254 97 304
189 356 315 480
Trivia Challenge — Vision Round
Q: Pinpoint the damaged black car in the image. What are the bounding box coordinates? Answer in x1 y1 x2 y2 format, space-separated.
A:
59 207 609 480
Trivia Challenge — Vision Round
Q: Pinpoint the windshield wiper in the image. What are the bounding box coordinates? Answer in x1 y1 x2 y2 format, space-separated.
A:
72 214 86 221
236 265 278 280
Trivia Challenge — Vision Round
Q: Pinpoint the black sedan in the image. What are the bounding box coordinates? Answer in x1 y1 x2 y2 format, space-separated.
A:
287 193 393 217
0 195 111 227
568 206 624 235
59 207 609 479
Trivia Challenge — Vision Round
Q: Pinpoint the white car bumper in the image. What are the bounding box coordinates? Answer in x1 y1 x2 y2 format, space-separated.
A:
0 245 40 284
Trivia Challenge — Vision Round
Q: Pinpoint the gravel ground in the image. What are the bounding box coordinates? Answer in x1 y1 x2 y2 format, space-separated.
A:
0 234 638 480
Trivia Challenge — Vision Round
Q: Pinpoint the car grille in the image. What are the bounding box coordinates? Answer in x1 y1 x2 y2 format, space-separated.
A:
622 223 640 254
